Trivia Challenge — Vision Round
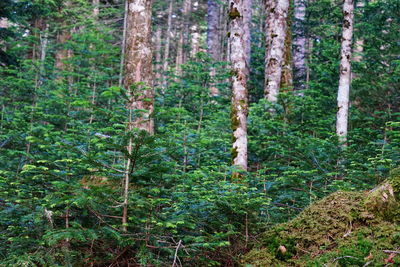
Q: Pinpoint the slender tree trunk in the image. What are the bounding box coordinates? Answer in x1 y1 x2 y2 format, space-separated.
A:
220 3 228 61
175 0 190 77
243 0 253 66
336 0 354 146
264 0 290 103
176 32 184 77
55 2 73 79
207 0 221 96
207 0 221 61
163 0 173 79
155 23 162 83
119 0 129 87
281 7 293 90
122 0 154 231
351 0 364 78
228 0 249 175
292 0 307 92
183 0 192 63
190 1 200 57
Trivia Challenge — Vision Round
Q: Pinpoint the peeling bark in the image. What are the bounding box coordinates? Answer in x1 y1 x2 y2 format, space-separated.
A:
336 0 354 145
264 0 290 103
228 0 249 174
292 0 307 92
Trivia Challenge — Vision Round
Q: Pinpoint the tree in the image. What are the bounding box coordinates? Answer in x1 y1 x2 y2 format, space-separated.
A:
123 0 154 230
163 0 173 85
264 0 290 103
336 0 354 145
243 0 253 66
190 1 200 57
207 0 221 61
228 0 250 174
292 0 307 92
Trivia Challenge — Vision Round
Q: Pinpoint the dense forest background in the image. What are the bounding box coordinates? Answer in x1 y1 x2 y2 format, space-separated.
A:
0 0 399 266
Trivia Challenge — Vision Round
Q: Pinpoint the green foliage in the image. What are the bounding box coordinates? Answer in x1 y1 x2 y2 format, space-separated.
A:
0 0 399 266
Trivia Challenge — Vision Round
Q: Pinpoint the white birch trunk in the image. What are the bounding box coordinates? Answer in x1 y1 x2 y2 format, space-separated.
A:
264 0 290 103
336 0 354 145
228 0 249 174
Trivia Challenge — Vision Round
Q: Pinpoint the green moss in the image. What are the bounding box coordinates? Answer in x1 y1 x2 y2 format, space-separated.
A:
228 8 241 20
231 104 240 131
243 183 400 266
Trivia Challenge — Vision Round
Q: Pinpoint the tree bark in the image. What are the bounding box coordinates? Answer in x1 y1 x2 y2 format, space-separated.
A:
207 0 221 61
190 1 200 57
243 0 253 67
162 0 173 85
336 0 354 145
175 0 191 76
292 0 307 92
122 0 154 230
281 6 293 90
55 2 73 76
228 0 249 174
119 0 129 87
264 0 290 103
154 21 162 83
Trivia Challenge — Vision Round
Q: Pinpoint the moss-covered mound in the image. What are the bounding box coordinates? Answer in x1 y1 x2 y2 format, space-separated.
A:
243 170 400 266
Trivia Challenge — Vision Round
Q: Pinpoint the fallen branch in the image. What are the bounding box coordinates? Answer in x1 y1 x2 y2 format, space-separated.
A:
383 250 400 254
172 240 182 267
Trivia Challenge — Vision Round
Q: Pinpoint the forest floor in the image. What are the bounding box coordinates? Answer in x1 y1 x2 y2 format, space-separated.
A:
243 169 400 266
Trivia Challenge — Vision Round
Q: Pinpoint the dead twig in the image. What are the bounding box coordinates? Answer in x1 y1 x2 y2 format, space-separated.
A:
172 240 182 267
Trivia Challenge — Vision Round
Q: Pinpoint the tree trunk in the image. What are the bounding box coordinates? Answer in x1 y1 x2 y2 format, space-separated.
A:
190 1 200 57
155 21 162 83
183 0 192 63
207 0 221 61
243 0 253 67
122 0 154 230
163 0 173 73
175 0 191 76
207 0 221 96
281 6 293 90
119 0 129 87
336 0 354 145
292 0 307 92
228 0 249 175
55 2 73 77
264 0 290 103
